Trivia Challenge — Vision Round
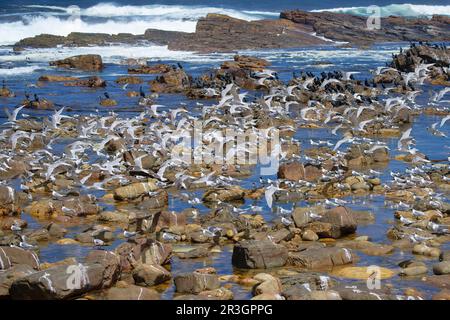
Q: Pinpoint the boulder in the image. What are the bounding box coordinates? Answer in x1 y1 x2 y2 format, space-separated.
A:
9 261 118 299
132 264 171 286
287 247 354 269
232 240 288 269
113 181 159 201
0 264 36 298
203 186 245 203
174 272 220 294
433 261 450 275
49 54 103 71
317 206 357 238
0 246 40 270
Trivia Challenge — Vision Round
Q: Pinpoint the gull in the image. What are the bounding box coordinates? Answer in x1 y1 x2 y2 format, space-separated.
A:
19 239 37 250
45 160 71 181
93 239 105 246
50 107 71 129
397 128 412 150
278 207 292 215
333 136 354 151
265 185 282 208
11 223 22 231
409 234 433 243
356 119 373 132
374 66 398 75
430 87 450 103
281 217 293 226
331 124 343 135
411 209 425 217
342 71 360 80
356 105 375 118
399 216 414 225
123 230 137 238
440 115 450 127
4 104 26 123
170 108 188 121
162 232 178 241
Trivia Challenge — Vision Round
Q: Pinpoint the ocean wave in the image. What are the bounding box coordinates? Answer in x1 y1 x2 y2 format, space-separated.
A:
312 3 450 17
0 3 278 46
0 65 43 76
26 3 278 19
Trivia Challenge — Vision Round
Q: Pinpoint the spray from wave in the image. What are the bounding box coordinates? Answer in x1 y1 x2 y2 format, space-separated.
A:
312 3 450 17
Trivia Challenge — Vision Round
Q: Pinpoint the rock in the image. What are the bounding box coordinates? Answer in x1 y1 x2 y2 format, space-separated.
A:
10 261 118 299
0 217 27 231
278 162 322 182
149 68 190 93
291 206 325 227
333 266 395 280
84 250 121 288
132 264 171 286
113 181 159 201
252 293 285 300
253 273 282 295
399 266 428 276
433 261 450 275
317 206 357 238
38 75 78 82
45 222 67 238
64 76 106 87
0 265 35 298
0 186 20 216
202 186 245 203
105 285 160 300
413 244 441 258
99 98 117 107
287 247 354 269
302 230 319 241
49 54 103 71
198 287 234 300
115 238 172 272
0 246 40 270
115 76 143 84
433 289 450 300
232 240 288 269
174 272 220 294
128 64 171 74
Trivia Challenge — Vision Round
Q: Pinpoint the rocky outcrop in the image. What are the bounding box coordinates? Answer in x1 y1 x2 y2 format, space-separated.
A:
14 12 450 53
49 54 103 71
280 11 450 45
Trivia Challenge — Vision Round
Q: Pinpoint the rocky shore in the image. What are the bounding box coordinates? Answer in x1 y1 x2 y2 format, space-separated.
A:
13 11 450 52
0 42 449 300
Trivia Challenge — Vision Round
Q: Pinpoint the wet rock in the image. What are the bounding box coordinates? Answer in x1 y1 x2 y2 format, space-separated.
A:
115 238 172 272
278 162 322 182
433 261 450 275
253 273 282 296
432 289 450 300
202 186 245 203
132 264 171 286
0 246 40 270
0 186 19 216
0 264 35 298
0 217 27 231
84 250 121 288
105 284 160 300
64 76 106 87
99 98 117 107
232 240 288 269
113 181 159 201
10 260 118 300
399 266 428 276
115 76 143 85
128 64 171 74
149 68 190 93
50 54 103 71
0 86 15 97
317 206 357 238
302 230 319 241
333 266 395 280
413 244 441 258
198 287 234 300
174 272 220 294
287 247 354 269
75 226 114 244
